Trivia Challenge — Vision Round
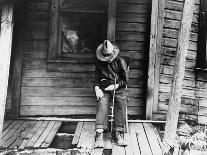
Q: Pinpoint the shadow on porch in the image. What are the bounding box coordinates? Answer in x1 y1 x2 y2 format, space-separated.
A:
0 120 163 155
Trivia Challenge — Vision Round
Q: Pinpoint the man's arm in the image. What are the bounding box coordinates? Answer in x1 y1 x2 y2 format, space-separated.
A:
94 62 104 99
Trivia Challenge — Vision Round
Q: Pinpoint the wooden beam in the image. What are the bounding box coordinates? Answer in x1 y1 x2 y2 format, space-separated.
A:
48 0 59 60
0 1 14 138
10 1 25 117
146 0 165 119
107 0 116 41
163 0 195 150
12 117 166 123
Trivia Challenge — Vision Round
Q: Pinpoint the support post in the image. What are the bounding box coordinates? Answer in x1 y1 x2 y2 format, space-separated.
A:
163 0 195 152
0 1 14 138
107 0 116 41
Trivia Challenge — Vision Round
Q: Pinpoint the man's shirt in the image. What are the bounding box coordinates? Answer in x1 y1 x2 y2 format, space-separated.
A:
94 57 128 90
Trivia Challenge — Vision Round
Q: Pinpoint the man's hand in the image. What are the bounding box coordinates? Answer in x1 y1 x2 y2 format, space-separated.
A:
95 86 104 100
105 84 119 91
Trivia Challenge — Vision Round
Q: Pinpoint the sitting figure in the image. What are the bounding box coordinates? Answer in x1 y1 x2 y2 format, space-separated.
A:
94 40 128 148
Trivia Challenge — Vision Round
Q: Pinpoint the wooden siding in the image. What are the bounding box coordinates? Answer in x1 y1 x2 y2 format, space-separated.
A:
116 0 151 117
19 0 151 116
152 0 204 123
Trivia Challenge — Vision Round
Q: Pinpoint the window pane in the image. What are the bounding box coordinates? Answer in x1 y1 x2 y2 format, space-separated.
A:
60 0 107 56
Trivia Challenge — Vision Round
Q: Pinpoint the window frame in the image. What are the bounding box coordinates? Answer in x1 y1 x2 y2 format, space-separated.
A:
48 0 116 63
197 0 207 70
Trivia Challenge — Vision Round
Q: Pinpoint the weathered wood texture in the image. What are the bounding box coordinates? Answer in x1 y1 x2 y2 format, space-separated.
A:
0 120 62 149
163 0 195 145
72 122 162 155
0 2 14 138
152 0 206 123
19 0 151 116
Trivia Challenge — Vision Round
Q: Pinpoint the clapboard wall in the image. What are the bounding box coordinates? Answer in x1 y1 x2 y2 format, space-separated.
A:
152 0 203 123
19 0 151 116
116 0 151 117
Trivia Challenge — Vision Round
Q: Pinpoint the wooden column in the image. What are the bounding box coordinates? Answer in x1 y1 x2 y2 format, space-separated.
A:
107 0 116 41
10 1 24 117
146 0 165 119
146 0 159 120
163 0 195 150
0 1 14 138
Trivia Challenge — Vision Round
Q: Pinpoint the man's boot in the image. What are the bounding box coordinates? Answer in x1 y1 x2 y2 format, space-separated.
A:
115 131 127 146
94 131 104 148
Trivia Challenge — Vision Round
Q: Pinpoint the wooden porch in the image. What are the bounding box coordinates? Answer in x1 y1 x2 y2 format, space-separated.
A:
0 120 163 155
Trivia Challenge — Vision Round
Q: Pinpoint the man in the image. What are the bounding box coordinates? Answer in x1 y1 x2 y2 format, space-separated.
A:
94 40 128 148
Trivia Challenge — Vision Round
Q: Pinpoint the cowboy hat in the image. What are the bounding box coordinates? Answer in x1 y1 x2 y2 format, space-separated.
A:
96 40 120 62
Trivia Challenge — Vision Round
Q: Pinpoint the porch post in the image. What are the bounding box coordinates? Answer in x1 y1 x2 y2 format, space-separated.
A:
163 0 194 152
0 1 14 138
107 0 116 41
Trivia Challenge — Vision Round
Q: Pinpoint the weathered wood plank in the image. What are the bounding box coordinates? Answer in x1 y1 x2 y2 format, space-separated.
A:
159 93 198 106
165 10 198 24
163 38 197 51
129 132 141 155
163 0 195 147
22 68 144 79
159 102 197 115
132 123 152 155
18 121 43 150
107 0 116 41
164 19 198 32
21 87 144 97
20 106 144 116
77 122 95 149
26 121 49 148
160 74 196 88
24 30 48 40
117 0 150 4
3 120 13 131
159 83 195 97
27 1 49 11
33 121 56 148
124 133 133 155
162 46 197 60
117 3 148 14
116 23 146 32
146 0 160 119
26 12 49 21
0 2 14 138
159 55 196 69
72 122 83 145
163 29 198 42
20 96 144 107
10 121 37 149
0 120 24 147
1 121 19 139
10 2 24 117
165 1 199 14
41 121 62 148
116 32 146 42
160 65 195 79
117 13 147 23
3 121 30 148
143 123 163 155
22 77 144 88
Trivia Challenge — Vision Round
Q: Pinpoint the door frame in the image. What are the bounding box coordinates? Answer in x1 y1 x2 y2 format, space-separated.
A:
146 0 165 119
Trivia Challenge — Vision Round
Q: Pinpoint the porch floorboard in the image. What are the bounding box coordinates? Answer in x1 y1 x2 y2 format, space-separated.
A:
0 120 62 150
73 122 163 155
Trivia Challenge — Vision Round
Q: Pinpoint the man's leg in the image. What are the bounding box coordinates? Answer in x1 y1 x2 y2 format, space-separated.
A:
95 93 110 148
113 89 128 146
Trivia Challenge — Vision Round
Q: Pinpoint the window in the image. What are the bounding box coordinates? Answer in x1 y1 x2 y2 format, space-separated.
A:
197 0 207 69
48 0 107 62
